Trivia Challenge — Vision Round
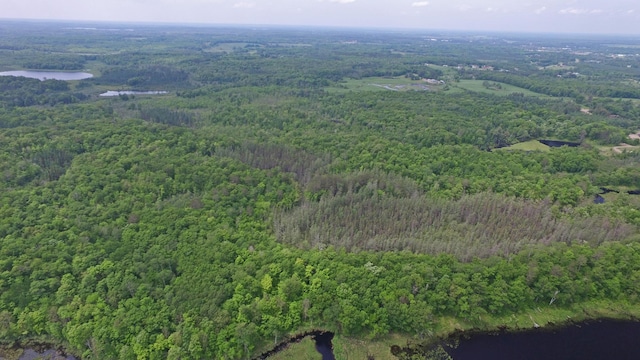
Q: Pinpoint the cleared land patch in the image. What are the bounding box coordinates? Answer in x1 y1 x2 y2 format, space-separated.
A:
453 80 552 98
612 143 640 154
325 76 444 93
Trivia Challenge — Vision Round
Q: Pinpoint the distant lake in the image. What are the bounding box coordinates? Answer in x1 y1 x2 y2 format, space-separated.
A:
99 90 168 97
0 70 93 81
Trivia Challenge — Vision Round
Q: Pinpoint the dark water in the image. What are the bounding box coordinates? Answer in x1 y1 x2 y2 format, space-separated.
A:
313 332 335 360
252 330 335 359
539 139 581 147
445 320 640 360
0 70 93 81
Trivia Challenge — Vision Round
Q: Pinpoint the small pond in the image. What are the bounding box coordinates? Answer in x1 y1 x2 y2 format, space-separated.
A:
99 90 168 97
0 71 93 81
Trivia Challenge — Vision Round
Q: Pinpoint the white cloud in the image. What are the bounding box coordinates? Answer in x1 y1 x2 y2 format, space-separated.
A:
233 2 255 8
411 1 429 7
484 7 510 13
559 7 603 15
534 6 546 14
559 8 586 15
328 0 356 3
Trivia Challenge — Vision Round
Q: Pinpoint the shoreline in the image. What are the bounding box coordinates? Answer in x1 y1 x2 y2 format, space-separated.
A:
270 300 640 359
393 300 640 358
2 301 640 360
0 340 78 360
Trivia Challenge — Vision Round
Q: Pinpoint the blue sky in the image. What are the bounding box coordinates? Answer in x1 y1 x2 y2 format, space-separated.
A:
2 0 639 34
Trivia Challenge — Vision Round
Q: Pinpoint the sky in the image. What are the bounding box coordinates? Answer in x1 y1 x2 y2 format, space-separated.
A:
2 0 640 35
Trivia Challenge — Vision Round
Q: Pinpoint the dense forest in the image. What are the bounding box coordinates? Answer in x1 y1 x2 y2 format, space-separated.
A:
0 20 639 359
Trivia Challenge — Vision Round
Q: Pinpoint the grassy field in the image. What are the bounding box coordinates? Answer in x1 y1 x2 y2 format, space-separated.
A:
333 334 410 360
323 72 548 98
325 76 443 93
451 80 552 98
425 64 556 98
497 140 551 152
269 333 410 360
426 64 458 77
268 337 321 360
596 143 640 156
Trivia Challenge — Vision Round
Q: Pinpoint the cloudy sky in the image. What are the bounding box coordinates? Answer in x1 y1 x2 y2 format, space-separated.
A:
2 0 639 34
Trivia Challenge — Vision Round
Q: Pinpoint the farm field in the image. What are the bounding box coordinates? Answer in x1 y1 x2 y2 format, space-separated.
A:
452 79 554 98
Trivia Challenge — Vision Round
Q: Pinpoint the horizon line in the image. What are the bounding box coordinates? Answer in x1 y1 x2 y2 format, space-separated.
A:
1 17 639 38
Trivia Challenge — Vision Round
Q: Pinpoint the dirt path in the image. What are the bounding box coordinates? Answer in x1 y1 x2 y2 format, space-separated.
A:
613 143 637 153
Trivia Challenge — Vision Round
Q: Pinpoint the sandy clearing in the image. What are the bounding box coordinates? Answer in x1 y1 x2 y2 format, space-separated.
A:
613 143 637 153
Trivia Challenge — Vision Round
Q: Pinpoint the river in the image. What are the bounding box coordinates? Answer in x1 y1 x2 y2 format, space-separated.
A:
313 332 335 360
6 320 638 359
444 319 640 360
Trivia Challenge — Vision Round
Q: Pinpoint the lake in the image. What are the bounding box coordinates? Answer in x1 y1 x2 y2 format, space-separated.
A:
0 70 93 81
99 90 168 97
444 319 640 360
